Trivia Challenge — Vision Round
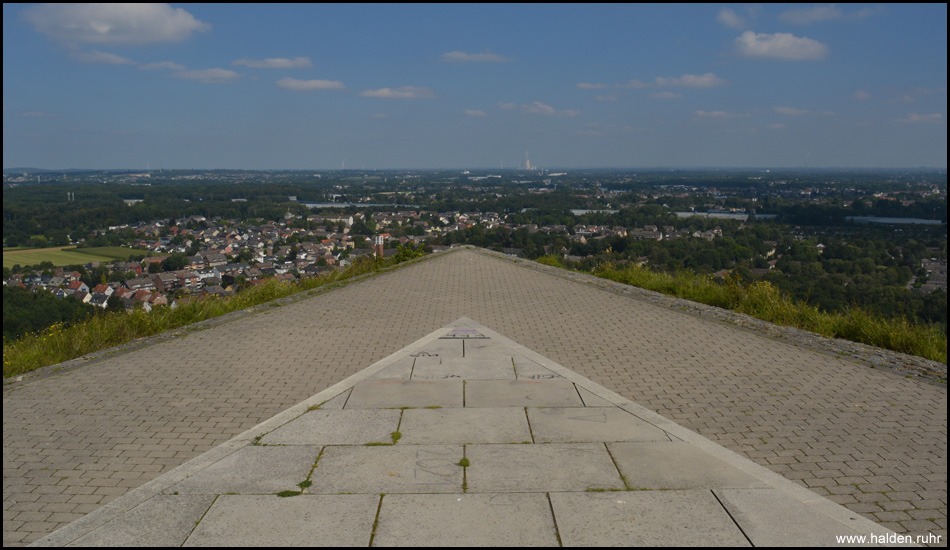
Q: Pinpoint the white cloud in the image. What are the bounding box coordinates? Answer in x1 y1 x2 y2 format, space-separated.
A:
361 87 436 99
773 106 809 116
140 60 185 71
888 94 916 104
441 51 511 63
617 79 650 89
655 73 727 88
70 49 135 65
695 110 747 119
651 91 682 100
23 3 210 45
779 4 883 25
900 113 944 124
886 88 947 105
233 57 313 69
852 90 872 101
735 31 829 60
277 77 344 91
499 101 579 117
172 68 242 84
577 79 652 90
463 109 487 117
780 4 845 24
717 8 746 29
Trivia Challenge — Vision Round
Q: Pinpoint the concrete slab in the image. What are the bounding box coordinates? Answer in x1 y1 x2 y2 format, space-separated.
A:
576 386 616 407
413 356 515 380
371 357 415 380
465 443 624 492
464 379 583 408
440 328 488 340
408 354 441 377
259 409 401 445
373 494 559 547
462 338 522 361
30 314 901 547
68 495 214 547
550 491 751 547
715 488 871 546
166 446 319 495
412 338 463 359
527 407 671 443
399 408 532 444
314 390 349 410
183 494 378 547
512 358 563 380
308 445 464 494
344 379 463 409
608 441 767 490
9 249 942 547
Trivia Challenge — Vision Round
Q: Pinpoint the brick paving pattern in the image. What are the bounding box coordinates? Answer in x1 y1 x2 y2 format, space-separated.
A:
3 248 946 545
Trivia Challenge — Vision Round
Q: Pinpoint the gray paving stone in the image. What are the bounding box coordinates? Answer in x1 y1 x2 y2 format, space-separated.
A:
413 356 515 380
399 408 532 444
464 380 583 408
344 379 463 409
183 494 378 547
67 495 214 547
308 445 463 494
714 488 871 546
166 446 319 495
5 249 942 546
527 407 670 443
373 493 559 547
260 409 401 446
608 441 767 490
465 443 624 492
549 490 751 547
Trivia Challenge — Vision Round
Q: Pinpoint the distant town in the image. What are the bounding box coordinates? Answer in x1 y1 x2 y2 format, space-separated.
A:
3 168 946 342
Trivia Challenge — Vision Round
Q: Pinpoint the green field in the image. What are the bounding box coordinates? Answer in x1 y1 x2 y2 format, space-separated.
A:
3 246 159 270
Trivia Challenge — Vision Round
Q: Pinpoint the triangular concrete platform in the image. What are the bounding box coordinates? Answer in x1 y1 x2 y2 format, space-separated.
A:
33 318 896 546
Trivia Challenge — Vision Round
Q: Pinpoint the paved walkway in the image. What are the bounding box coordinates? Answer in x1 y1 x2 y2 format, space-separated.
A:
3 248 946 545
32 319 893 546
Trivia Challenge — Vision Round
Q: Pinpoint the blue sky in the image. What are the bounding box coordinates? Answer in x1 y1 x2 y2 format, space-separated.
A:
3 3 947 170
